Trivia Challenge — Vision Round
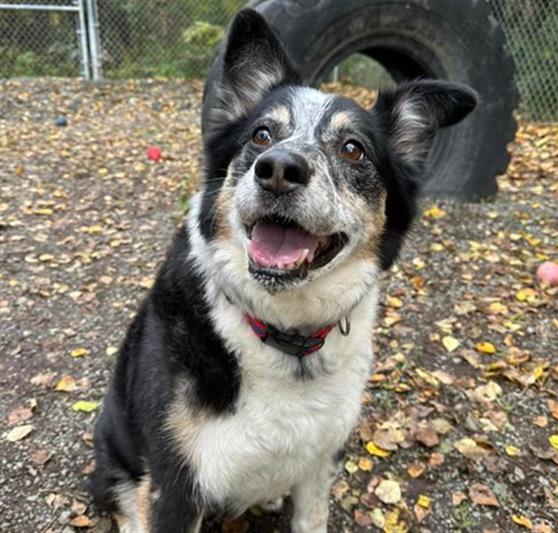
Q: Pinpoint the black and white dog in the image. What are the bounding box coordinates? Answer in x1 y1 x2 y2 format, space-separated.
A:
91 9 477 532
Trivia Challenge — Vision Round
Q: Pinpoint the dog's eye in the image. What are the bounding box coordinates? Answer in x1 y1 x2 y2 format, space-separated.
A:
252 127 272 146
340 140 365 161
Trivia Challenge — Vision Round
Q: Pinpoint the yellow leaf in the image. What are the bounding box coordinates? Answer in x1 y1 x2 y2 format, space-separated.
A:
505 445 521 457
442 336 460 352
358 457 374 472
54 375 77 392
32 207 53 216
430 243 444 252
105 346 118 356
424 206 446 219
415 368 439 388
417 494 431 508
533 366 545 381
549 435 558 451
475 342 496 354
344 460 358 474
365 441 391 458
511 514 533 529
80 225 103 234
516 288 538 303
72 401 99 413
487 302 508 315
70 347 89 358
386 295 403 308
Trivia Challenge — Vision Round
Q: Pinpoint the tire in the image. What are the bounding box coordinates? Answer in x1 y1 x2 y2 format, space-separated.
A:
204 0 519 199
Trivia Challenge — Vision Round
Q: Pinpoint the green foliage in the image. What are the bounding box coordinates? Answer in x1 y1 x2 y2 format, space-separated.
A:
98 0 242 79
334 54 395 90
0 0 555 119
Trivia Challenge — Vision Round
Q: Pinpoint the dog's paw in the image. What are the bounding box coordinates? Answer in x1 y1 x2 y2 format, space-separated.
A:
260 496 284 513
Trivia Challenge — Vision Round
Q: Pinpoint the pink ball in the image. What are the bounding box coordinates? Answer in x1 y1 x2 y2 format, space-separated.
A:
537 261 558 286
147 146 162 162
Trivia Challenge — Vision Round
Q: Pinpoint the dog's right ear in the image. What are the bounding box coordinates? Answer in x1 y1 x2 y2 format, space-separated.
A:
208 9 299 132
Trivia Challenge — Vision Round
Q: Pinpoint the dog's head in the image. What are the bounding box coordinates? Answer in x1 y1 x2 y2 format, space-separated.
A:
195 9 476 314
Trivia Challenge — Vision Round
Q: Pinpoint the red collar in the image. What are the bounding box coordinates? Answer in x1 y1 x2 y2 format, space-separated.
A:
244 313 336 358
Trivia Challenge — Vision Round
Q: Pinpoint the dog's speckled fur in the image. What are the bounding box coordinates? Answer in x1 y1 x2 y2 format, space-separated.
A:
90 9 477 532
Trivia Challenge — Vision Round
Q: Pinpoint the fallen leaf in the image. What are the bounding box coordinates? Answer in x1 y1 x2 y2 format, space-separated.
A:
332 480 350 500
416 494 431 508
431 370 455 385
487 302 508 315
475 342 497 354
511 514 533 529
431 417 453 434
416 425 440 447
30 371 57 388
428 452 445 467
354 509 372 527
386 295 403 308
370 508 385 529
548 399 558 420
344 459 358 474
533 524 552 533
414 503 430 523
505 445 521 457
452 491 467 505
54 375 77 392
81 460 96 476
5 424 34 442
366 441 391 458
533 415 548 428
375 479 402 504
8 406 34 426
70 347 89 358
549 435 558 451
424 206 446 219
469 483 499 507
69 515 93 528
470 381 502 403
30 448 53 465
358 457 373 472
454 437 490 460
72 401 99 413
442 336 460 352
515 288 538 303
106 346 118 356
407 462 426 478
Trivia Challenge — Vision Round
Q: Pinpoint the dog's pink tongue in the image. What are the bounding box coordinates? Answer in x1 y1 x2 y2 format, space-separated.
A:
249 221 319 268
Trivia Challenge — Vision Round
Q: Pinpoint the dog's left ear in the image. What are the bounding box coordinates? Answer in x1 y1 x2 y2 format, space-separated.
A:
209 9 299 130
375 80 478 166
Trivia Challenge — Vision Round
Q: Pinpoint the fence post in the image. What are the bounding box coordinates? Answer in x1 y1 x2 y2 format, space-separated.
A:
75 0 90 79
86 0 102 80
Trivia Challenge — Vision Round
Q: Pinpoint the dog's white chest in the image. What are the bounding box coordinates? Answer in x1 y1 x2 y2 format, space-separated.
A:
191 348 370 512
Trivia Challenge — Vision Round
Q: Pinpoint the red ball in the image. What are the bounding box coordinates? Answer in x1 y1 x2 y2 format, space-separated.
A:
537 261 558 286
147 146 162 162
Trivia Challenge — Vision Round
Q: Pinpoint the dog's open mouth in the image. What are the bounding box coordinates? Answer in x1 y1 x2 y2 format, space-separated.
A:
246 216 347 280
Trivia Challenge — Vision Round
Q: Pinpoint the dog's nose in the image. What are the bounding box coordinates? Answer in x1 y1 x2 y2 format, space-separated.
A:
254 150 310 195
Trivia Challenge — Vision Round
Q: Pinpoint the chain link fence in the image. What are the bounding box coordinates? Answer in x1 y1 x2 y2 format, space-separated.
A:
1 0 557 121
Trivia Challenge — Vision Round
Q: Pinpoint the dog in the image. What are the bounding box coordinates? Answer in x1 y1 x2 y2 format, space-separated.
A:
90 8 477 532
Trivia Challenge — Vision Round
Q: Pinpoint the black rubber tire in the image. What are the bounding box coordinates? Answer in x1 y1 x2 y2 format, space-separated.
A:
203 0 519 199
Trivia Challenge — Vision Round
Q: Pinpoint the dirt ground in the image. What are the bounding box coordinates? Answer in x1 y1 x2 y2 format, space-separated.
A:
0 78 557 533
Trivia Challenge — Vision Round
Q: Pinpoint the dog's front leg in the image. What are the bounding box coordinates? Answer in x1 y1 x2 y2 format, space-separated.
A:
151 480 204 533
291 459 336 533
